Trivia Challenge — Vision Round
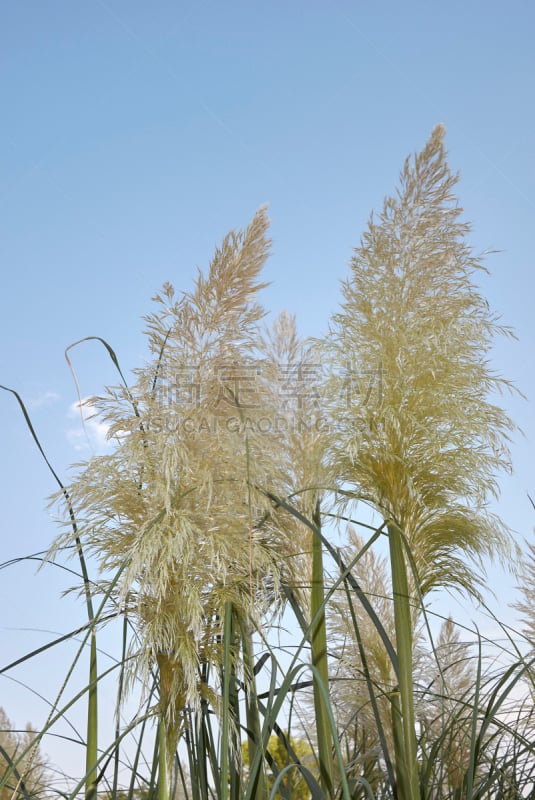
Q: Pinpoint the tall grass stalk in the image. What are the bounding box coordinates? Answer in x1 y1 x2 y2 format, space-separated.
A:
220 601 235 800
157 714 168 800
310 500 334 798
387 522 419 800
240 621 267 800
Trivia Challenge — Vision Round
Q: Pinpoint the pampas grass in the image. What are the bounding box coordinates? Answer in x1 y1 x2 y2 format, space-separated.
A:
2 129 532 800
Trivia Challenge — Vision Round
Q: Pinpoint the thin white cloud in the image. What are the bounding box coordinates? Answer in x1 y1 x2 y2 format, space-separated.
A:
66 398 112 454
27 390 61 409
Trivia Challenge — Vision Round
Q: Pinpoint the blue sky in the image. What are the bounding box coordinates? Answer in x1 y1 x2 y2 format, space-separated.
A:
1 0 534 776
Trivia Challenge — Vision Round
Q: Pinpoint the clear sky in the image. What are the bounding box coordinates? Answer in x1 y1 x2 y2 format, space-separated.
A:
1 0 534 778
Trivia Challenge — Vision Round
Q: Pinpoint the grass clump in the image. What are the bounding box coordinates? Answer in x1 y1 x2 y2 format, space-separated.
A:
1 127 532 800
